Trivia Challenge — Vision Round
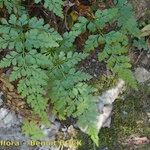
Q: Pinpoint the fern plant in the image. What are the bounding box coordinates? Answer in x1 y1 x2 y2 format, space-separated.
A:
0 0 142 147
22 120 45 139
83 0 140 88
0 14 62 122
47 51 99 145
0 13 99 145
98 31 137 88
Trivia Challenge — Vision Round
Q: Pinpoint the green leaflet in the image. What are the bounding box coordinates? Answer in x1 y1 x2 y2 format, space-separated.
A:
87 8 118 32
116 0 140 37
98 31 137 88
0 0 26 14
22 120 45 139
133 38 148 51
34 0 64 18
84 34 105 52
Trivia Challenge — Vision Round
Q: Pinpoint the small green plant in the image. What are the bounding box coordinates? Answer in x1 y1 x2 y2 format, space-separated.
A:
0 13 99 145
0 0 142 147
22 120 45 139
133 23 150 52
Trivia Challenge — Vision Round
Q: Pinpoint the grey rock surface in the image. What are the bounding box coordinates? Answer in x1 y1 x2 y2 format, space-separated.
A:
96 79 125 130
0 123 61 150
134 67 150 83
79 79 125 132
0 107 61 150
41 121 60 139
0 108 20 128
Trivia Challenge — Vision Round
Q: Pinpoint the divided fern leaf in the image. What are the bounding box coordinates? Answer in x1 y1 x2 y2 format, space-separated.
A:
0 0 25 14
47 51 99 143
87 8 118 32
0 14 62 51
34 0 64 18
22 120 45 139
116 0 140 37
57 17 89 52
98 31 137 88
133 38 148 51
48 52 96 118
84 34 105 52
0 14 62 122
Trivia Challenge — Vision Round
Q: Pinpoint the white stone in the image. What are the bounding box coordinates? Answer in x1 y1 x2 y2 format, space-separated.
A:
96 79 125 131
0 108 9 120
79 79 125 132
134 67 150 83
0 108 19 128
97 105 113 130
98 79 125 105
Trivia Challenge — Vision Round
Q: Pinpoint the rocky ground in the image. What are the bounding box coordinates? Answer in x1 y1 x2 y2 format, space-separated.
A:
0 61 149 150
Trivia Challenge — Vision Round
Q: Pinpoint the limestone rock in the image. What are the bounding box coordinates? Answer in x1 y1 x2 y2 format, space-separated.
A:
134 67 150 83
0 108 20 128
96 79 125 131
79 79 125 132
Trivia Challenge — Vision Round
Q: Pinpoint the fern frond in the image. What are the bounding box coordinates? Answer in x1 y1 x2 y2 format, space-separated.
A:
0 0 25 14
87 8 118 32
34 0 64 18
0 14 62 51
47 52 96 119
116 0 140 37
0 15 62 122
22 120 45 139
57 17 89 52
133 38 148 51
84 34 105 52
47 51 99 143
98 31 137 88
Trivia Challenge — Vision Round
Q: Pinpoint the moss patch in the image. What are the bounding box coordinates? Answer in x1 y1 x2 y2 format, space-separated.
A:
91 75 118 94
77 84 150 150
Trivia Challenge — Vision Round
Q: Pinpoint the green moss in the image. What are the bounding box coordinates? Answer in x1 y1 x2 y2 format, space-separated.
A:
77 132 95 150
77 84 150 150
91 75 118 94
